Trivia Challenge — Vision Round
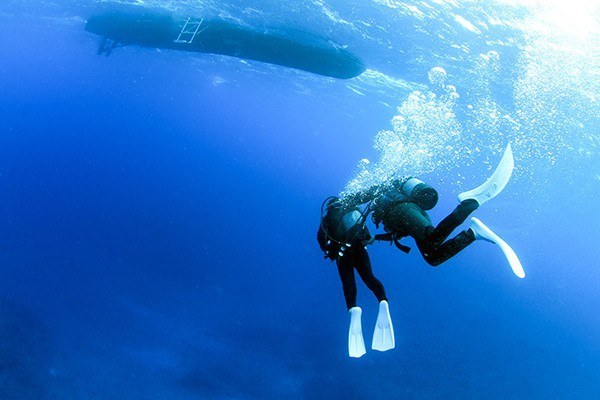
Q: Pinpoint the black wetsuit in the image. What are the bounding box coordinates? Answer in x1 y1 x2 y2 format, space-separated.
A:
317 199 387 310
382 199 479 266
344 182 480 267
336 246 387 310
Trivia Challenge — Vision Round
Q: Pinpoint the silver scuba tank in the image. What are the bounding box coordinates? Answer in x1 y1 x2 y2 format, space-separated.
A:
332 210 363 257
341 210 362 231
399 177 438 210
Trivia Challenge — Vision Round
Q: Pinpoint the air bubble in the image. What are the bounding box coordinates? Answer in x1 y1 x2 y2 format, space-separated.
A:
487 50 500 61
428 66 447 86
358 159 370 171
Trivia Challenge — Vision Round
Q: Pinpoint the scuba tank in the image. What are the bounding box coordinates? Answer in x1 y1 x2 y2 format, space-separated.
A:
317 197 372 260
368 177 438 255
373 176 439 220
371 176 438 234
396 177 439 210
341 210 362 232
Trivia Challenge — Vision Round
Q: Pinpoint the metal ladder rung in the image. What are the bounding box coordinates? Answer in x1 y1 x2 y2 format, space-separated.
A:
174 17 206 44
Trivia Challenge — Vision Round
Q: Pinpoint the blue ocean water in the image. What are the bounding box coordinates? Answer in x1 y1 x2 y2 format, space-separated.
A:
0 0 599 398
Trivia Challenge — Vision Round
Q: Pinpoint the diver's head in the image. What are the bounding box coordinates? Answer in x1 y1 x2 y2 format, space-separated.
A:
325 196 341 210
321 196 344 219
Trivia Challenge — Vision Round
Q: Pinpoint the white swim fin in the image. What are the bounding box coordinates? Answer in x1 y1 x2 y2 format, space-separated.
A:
470 217 525 279
348 307 366 358
458 143 514 206
371 300 395 352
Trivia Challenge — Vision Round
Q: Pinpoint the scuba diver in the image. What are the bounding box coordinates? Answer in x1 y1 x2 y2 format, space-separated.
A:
342 143 523 277
317 197 395 358
318 143 524 358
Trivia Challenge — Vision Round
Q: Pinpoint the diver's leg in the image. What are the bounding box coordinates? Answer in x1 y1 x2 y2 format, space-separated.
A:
427 199 479 245
386 202 476 267
353 247 387 303
337 256 358 310
338 253 366 358
349 247 394 352
417 229 476 266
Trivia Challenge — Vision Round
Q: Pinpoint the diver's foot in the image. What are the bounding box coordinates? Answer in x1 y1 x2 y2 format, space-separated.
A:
469 217 525 279
469 217 498 242
372 300 395 352
458 143 514 206
348 307 366 358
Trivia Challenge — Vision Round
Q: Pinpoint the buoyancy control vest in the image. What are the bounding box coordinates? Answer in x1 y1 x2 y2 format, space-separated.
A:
369 177 438 253
317 197 371 260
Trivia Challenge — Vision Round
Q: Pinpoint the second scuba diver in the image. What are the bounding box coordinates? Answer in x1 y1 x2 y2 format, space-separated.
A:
317 197 395 358
318 143 524 358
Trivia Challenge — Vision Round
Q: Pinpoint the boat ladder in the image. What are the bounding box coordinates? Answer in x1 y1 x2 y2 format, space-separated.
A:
174 17 207 44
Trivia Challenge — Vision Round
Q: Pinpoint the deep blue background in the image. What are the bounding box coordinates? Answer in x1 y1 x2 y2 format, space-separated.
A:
0 1 599 399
